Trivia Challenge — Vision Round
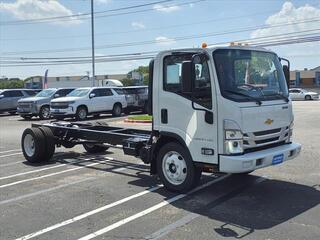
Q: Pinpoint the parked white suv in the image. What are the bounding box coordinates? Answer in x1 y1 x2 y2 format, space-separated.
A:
50 87 127 120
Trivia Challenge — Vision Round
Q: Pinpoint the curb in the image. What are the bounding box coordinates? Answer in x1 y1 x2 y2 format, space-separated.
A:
124 119 152 123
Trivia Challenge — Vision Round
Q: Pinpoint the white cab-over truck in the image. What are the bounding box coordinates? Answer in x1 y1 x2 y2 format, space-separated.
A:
21 45 301 192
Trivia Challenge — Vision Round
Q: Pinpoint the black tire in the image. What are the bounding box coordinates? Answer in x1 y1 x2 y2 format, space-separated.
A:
305 95 312 100
21 115 32 120
21 127 46 163
39 127 56 161
112 103 122 117
39 105 51 120
157 142 201 193
83 143 109 153
76 106 88 121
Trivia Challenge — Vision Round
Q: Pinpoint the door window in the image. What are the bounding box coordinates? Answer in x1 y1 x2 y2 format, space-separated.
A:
98 88 113 96
9 91 23 97
163 54 212 109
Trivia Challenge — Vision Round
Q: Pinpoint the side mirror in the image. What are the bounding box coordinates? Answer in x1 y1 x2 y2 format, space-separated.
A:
54 93 60 98
280 58 290 88
89 93 96 98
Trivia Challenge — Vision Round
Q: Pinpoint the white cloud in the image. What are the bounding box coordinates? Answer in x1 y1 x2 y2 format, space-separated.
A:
131 21 145 29
153 3 180 13
155 36 176 45
0 0 81 25
250 2 320 69
96 0 112 4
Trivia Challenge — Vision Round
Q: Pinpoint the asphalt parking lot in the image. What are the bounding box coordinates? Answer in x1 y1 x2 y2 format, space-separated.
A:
0 102 319 240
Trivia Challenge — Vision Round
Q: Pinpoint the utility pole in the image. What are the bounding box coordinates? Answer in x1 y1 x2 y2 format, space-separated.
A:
91 0 95 87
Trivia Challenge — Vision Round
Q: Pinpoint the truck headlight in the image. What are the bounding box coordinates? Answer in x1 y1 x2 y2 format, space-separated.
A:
286 121 294 143
67 101 75 105
224 120 243 155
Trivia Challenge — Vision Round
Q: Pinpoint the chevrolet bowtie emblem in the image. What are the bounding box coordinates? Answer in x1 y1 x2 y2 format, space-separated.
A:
265 119 274 125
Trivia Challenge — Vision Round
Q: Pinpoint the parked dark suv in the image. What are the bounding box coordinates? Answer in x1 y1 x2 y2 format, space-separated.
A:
0 89 40 114
17 88 75 119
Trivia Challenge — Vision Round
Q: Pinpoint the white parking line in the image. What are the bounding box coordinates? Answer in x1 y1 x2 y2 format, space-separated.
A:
0 159 108 189
0 149 21 154
145 177 267 240
0 177 95 206
15 185 162 240
0 152 22 158
0 157 101 181
77 174 231 240
0 161 24 168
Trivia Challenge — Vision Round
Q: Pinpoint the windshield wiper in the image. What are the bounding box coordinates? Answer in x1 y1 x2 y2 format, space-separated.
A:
265 93 289 103
224 90 262 106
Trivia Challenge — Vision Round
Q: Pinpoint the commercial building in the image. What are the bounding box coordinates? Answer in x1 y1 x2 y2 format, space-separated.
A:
24 74 127 89
290 66 320 88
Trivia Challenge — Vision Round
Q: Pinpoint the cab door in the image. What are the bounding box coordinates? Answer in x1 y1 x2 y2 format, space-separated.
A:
9 90 24 109
155 52 218 165
0 91 11 111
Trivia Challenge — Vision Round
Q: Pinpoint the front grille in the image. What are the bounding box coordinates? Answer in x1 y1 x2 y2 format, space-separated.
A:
253 128 281 136
51 105 68 109
243 126 289 150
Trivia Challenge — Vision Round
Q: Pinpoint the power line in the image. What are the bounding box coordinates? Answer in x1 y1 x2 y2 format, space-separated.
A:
2 34 320 67
0 0 174 25
1 10 278 41
1 0 204 26
2 17 320 56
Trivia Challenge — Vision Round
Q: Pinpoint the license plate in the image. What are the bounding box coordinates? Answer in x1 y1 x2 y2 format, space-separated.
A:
53 109 59 112
272 154 284 165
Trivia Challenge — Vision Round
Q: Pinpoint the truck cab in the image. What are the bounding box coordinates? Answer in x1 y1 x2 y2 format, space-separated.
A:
148 46 301 191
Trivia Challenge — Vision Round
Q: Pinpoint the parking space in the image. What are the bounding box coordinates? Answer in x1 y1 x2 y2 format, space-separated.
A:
0 101 319 240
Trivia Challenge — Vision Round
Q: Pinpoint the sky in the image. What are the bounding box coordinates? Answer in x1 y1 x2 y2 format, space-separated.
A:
0 0 320 79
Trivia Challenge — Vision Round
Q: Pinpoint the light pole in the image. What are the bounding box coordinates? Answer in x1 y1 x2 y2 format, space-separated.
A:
91 0 96 87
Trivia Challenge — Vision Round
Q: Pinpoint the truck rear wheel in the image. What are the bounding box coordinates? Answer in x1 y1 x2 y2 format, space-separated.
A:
39 127 56 161
157 142 201 192
21 128 46 163
83 143 109 153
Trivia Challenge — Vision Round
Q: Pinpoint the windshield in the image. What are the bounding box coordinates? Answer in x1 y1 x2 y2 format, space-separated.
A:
213 49 288 103
36 89 56 97
67 89 90 97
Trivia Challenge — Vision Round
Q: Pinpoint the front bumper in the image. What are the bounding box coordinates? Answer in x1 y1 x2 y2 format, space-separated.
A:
219 142 301 173
17 105 38 115
50 106 75 116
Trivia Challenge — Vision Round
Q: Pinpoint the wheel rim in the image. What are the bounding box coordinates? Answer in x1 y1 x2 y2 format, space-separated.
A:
42 107 50 119
78 109 87 119
115 106 121 115
162 151 187 185
24 134 35 157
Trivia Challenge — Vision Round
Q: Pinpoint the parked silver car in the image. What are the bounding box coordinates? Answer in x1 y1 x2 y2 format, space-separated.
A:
121 86 148 114
17 88 75 119
0 89 40 114
289 88 319 101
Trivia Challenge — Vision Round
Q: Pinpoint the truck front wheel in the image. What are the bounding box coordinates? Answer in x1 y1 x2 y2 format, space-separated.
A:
157 142 201 192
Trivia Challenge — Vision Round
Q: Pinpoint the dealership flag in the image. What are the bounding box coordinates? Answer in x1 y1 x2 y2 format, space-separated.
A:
43 69 48 89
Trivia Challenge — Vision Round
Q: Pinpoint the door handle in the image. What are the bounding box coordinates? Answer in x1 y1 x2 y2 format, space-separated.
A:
161 109 168 124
